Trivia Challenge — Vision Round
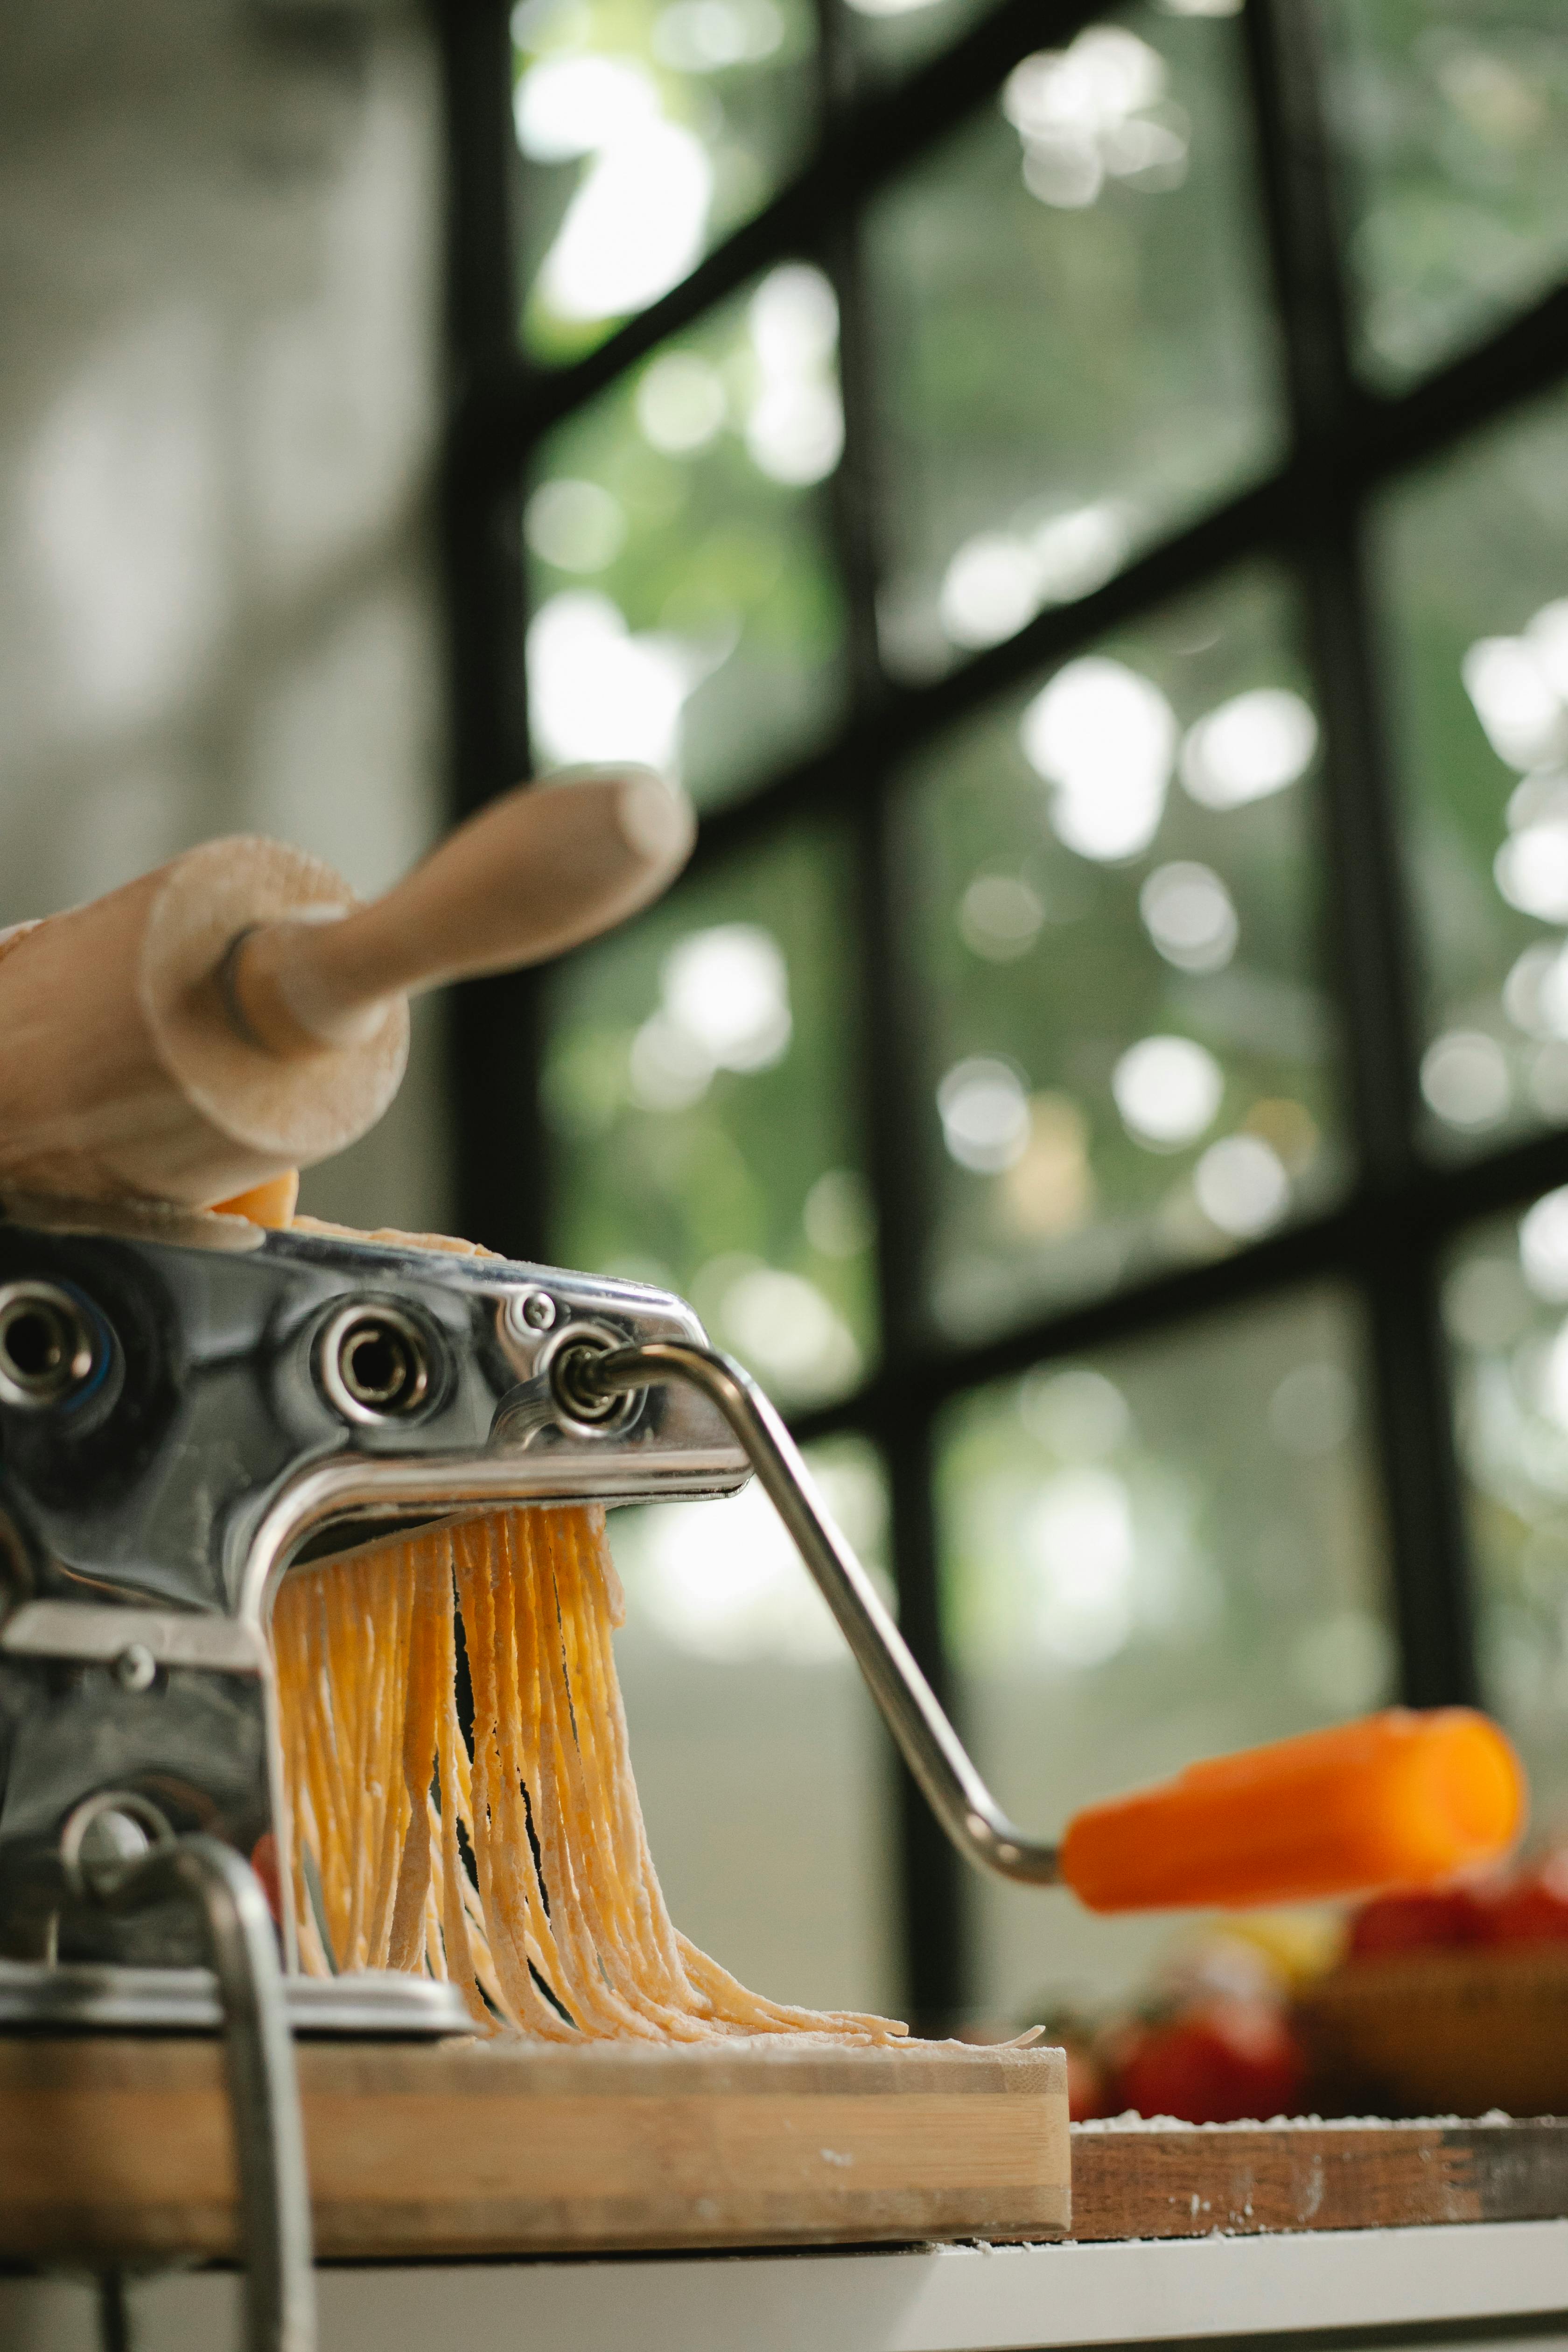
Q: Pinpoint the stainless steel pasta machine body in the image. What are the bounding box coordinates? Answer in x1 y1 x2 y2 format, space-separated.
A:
0 1197 750 1981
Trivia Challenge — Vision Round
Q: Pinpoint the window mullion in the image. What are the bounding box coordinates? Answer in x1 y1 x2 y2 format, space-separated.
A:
436 3 549 1261
813 0 971 2030
1243 0 1476 1707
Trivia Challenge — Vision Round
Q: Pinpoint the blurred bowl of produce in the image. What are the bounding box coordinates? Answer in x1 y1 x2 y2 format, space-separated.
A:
1298 1853 1568 2118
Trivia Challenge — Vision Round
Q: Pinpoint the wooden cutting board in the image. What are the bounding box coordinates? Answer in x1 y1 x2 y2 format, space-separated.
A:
0 2035 1070 2262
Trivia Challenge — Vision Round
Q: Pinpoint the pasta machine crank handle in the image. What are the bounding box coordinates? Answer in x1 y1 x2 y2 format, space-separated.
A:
62 1798 316 2352
552 1337 1062 1888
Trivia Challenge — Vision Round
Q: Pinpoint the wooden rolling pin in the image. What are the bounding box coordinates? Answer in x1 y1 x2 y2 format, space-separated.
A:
0 765 693 1208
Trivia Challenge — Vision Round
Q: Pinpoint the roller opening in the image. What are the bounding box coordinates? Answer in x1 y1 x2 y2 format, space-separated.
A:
318 1304 433 1424
0 1282 97 1410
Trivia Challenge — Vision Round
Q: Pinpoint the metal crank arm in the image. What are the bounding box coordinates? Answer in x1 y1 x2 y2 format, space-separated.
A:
552 1336 1062 1887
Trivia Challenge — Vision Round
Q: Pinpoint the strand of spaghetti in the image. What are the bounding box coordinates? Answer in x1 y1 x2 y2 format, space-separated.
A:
537 1512 658 2006
511 1512 662 2038
443 1723 537 2020
364 1556 413 1966
479 1511 602 2035
303 1568 356 1966
337 1559 375 1968
278 1568 353 1972
583 1514 897 2040
455 1521 563 2033
501 1509 627 2035
472 1513 560 2018
490 1511 621 2037
388 1547 440 1970
373 1554 416 1964
425 1626 526 2011
561 1514 744 2030
431 1554 494 2029
466 1511 563 2033
269 1584 313 1955
450 1833 519 2021
569 1515 890 2040
327 1559 376 1967
564 1510 700 2014
279 1690 331 1979
432 1533 493 2013
676 1932 905 2041
359 1561 402 1966
422 1870 448 1981
542 1510 714 2038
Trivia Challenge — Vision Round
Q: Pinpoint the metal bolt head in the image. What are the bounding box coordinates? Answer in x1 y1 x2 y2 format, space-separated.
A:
517 1289 556 1333
78 1808 152 1876
114 1643 157 1694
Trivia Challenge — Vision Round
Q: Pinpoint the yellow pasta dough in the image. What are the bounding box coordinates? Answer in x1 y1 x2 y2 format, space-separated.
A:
272 1502 907 2043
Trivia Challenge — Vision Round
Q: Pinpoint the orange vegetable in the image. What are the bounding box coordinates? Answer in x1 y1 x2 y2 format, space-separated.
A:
1059 1708 1525 1913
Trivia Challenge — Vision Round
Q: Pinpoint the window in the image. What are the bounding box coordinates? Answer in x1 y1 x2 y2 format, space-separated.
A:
438 0 1568 2029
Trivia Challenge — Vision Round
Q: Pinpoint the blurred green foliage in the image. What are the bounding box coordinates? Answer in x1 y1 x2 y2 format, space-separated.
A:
1325 0 1568 390
1375 379 1568 1159
1446 1203 1568 1831
898 565 1342 1342
525 273 847 811
514 0 819 361
864 5 1281 682
542 822 878 1407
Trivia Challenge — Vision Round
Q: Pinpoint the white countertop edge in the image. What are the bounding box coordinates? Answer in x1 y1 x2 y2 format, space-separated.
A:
12 2217 1558 2352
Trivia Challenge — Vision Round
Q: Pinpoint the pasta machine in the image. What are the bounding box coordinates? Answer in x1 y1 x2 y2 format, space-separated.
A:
0 1186 1080 2352
0 1192 1073 2006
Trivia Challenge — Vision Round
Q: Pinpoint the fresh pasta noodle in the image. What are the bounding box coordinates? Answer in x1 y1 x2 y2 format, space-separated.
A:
272 1501 908 2044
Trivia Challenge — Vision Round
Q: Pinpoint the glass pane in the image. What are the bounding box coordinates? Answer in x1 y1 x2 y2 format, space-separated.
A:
897 564 1344 1346
864 4 1281 683
1375 383 1568 1162
1446 1193 1568 1830
542 821 877 1407
609 1435 898 2014
848 0 1242 92
513 0 819 362
525 266 849 811
938 1286 1393 2021
1324 0 1568 393
847 0 998 89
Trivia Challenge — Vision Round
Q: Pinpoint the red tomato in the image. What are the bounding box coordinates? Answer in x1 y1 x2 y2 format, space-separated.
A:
1486 1859 1568 1946
1111 2001 1305 2125
1346 1888 1489 1957
248 1832 283 1925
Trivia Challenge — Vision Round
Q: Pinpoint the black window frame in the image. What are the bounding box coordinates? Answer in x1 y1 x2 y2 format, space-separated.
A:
435 0 1568 2030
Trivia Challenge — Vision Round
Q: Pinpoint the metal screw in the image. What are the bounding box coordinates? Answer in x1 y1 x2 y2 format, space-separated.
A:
114 1644 157 1694
517 1289 556 1332
78 1807 153 1876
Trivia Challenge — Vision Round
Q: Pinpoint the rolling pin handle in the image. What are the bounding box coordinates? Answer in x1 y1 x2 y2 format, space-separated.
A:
224 769 695 1063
